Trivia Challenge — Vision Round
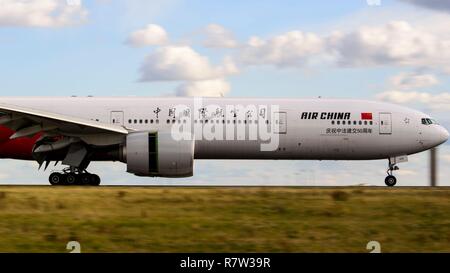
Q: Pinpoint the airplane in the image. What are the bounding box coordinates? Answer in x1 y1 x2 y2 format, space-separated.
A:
0 96 448 187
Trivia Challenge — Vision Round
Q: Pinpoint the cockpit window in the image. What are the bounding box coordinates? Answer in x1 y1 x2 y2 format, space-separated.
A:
422 118 439 125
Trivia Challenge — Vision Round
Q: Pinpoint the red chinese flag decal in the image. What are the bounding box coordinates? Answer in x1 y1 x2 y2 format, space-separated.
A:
361 113 373 120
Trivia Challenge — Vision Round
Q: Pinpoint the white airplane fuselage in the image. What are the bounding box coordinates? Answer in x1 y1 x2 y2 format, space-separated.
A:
0 97 447 161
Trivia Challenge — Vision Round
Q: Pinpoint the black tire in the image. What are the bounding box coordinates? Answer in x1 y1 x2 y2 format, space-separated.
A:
49 173 63 186
80 174 91 185
89 174 101 186
65 173 78 185
385 175 397 187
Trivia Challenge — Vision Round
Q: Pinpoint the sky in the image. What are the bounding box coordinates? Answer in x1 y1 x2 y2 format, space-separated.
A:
0 0 449 186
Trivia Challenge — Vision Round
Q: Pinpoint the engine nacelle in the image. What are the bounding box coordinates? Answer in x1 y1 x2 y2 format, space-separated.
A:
124 131 194 177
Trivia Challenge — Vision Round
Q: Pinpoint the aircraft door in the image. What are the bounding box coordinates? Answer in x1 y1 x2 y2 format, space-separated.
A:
111 111 124 126
379 113 392 134
274 112 287 134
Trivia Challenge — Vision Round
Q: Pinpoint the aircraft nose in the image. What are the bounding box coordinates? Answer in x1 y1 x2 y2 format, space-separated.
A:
436 126 449 145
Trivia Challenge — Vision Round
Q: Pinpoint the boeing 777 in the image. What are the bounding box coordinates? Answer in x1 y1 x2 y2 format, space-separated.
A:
0 97 447 186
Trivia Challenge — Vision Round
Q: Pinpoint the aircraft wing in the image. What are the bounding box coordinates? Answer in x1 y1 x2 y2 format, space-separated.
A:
0 102 129 138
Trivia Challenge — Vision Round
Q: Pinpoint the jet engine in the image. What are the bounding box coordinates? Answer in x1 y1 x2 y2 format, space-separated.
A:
123 131 194 177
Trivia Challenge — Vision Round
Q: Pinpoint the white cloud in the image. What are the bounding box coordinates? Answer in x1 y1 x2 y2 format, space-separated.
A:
376 90 450 111
442 153 450 163
240 31 325 67
389 72 439 90
203 24 238 48
396 169 419 176
176 78 230 97
376 72 446 112
0 0 88 27
328 21 450 70
126 24 169 47
138 45 238 96
236 20 450 72
132 19 450 98
139 46 238 81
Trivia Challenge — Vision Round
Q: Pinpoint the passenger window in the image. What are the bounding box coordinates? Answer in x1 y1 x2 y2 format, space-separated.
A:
353 121 357 125
331 121 335 125
359 121 362 125
337 121 340 125
364 121 367 125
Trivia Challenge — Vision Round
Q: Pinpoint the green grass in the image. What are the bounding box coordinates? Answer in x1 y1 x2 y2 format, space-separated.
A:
0 186 449 252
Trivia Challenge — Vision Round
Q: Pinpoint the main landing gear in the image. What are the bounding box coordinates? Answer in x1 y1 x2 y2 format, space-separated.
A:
48 167 101 186
385 159 399 187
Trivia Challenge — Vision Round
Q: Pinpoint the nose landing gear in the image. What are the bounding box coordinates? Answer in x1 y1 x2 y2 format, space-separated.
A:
48 167 101 186
385 174 397 187
384 155 408 187
385 159 399 187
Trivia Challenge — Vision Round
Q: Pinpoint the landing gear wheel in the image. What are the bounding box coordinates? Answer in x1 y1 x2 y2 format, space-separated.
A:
49 173 63 186
89 174 101 186
48 167 100 186
385 158 400 187
65 173 78 185
80 174 91 185
385 175 397 187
